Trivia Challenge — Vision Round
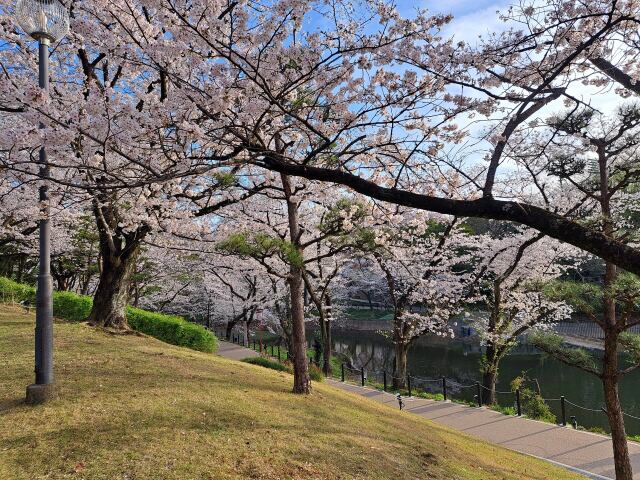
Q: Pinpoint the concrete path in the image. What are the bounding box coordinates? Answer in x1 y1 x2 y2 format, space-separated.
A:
216 341 638 480
216 340 260 361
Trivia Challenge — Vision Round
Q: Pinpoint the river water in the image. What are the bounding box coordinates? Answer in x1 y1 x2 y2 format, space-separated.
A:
329 328 640 435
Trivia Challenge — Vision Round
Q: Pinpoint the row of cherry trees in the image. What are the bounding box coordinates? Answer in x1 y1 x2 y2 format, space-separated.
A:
2 0 640 477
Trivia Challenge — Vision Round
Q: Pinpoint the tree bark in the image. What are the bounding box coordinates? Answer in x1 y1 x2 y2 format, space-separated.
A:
601 260 633 480
281 173 311 394
225 321 234 341
87 195 148 329
392 341 408 390
87 248 138 329
603 330 632 480
482 344 499 405
322 296 333 377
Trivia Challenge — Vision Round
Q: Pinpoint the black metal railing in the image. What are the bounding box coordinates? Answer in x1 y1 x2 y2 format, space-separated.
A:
217 330 636 433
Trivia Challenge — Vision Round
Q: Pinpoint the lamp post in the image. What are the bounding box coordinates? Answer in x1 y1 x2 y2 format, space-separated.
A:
15 0 69 404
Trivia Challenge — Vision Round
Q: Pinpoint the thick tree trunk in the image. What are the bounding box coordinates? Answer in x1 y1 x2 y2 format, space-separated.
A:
87 251 137 329
392 341 408 390
88 194 148 330
482 344 498 405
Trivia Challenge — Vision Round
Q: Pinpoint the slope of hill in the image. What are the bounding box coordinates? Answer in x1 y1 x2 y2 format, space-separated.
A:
0 305 581 479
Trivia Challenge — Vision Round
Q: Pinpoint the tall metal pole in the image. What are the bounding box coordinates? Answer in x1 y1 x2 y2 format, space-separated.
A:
26 38 54 404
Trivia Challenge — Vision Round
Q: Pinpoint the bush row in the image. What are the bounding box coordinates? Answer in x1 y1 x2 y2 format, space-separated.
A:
0 276 217 353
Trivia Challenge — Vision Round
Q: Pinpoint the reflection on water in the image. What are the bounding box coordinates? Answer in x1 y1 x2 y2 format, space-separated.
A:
330 329 640 435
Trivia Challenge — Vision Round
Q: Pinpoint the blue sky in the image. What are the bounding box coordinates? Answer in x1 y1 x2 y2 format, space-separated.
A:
399 1 513 45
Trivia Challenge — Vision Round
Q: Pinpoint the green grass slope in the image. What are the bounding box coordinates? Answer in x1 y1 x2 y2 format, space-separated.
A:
0 305 581 480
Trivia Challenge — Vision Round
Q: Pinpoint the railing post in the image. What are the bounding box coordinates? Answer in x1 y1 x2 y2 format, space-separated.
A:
407 374 412 397
561 396 567 426
442 377 447 401
516 389 522 416
476 382 482 407
361 367 365 386
341 363 345 382
383 371 387 392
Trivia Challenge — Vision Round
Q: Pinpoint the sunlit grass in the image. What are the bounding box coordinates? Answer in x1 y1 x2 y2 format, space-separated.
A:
0 305 581 479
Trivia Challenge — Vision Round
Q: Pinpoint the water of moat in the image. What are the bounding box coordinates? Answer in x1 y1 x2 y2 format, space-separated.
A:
325 328 640 435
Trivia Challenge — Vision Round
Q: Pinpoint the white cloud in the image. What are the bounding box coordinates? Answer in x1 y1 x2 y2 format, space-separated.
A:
438 2 513 45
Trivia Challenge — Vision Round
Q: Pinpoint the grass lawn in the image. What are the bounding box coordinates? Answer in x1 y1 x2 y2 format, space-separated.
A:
0 305 581 480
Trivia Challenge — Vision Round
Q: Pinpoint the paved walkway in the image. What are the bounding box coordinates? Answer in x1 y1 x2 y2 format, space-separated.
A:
216 341 640 479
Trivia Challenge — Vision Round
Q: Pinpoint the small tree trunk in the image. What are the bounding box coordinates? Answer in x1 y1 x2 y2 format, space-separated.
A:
482 343 498 405
392 342 408 390
225 321 233 341
87 251 137 329
281 172 310 394
289 264 310 393
322 317 332 376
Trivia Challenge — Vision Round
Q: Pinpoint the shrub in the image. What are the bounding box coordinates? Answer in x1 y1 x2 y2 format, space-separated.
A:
53 291 93 322
242 356 292 372
0 276 217 353
416 391 445 401
126 307 217 353
511 372 556 423
309 364 324 382
0 277 35 304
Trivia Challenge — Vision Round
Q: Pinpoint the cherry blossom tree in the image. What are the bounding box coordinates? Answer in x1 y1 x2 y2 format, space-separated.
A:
469 231 574 405
360 209 472 389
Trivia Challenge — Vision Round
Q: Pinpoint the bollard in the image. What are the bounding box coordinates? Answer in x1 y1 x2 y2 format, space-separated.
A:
516 389 522 416
561 396 567 426
407 374 412 397
570 415 577 429
476 382 482 407
341 363 345 382
442 377 447 401
361 367 365 386
383 371 387 392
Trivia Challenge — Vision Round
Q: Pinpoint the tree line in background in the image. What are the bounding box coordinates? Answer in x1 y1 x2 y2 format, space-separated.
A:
1 1 640 478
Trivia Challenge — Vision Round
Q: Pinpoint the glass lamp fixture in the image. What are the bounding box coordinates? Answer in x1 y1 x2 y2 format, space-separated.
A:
15 0 69 43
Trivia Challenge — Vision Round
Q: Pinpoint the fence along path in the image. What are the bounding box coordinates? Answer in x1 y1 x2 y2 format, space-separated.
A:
216 339 640 480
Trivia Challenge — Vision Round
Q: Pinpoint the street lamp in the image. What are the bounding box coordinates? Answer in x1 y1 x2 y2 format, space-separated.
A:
15 0 69 404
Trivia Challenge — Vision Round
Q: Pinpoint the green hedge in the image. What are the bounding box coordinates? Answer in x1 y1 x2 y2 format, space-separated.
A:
0 276 217 353
127 307 217 353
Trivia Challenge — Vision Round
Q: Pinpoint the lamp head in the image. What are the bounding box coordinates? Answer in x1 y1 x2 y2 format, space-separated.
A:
15 0 69 43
